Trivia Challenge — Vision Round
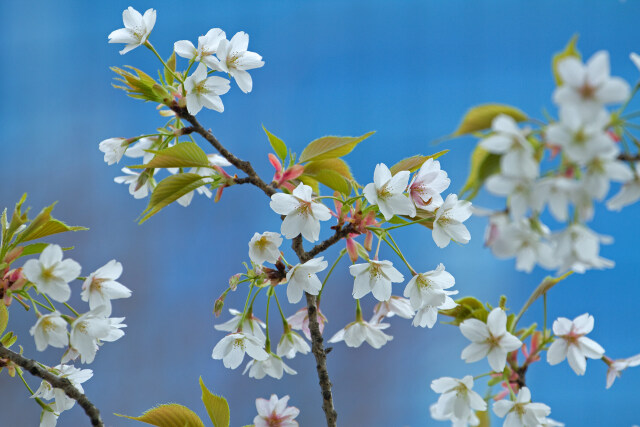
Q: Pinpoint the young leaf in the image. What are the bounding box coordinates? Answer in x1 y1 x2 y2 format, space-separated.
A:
304 169 351 196
303 158 353 181
262 125 288 163
298 131 375 163
116 404 205 427
459 146 500 200
18 243 73 258
552 34 581 86
140 174 208 223
14 204 86 244
0 305 8 337
130 142 211 169
199 377 230 427
165 51 177 86
453 104 527 136
389 150 449 175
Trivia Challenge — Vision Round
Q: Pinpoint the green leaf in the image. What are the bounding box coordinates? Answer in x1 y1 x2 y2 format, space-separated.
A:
0 305 8 337
199 377 230 427
165 51 177 86
1 331 17 348
453 104 527 136
112 66 171 104
14 204 86 244
304 158 353 180
307 169 351 195
140 173 208 223
552 34 581 86
439 296 487 326
263 125 288 163
459 146 501 200
17 244 73 258
298 131 375 163
389 150 449 175
116 404 205 427
476 410 491 427
130 142 211 169
5 194 29 245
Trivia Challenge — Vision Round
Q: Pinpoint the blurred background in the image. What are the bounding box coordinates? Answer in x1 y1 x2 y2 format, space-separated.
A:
1 0 640 425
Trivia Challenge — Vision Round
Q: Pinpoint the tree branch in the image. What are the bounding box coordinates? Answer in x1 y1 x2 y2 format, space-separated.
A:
0 345 103 427
171 104 277 197
172 104 363 427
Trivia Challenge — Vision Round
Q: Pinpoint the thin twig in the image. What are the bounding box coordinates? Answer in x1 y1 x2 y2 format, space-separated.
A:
0 345 103 426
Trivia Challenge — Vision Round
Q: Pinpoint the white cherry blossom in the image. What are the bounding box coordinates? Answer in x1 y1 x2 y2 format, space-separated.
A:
81 260 131 317
249 231 283 265
412 295 457 329
364 163 416 221
546 107 615 165
408 158 450 210
371 296 415 321
253 395 299 427
430 375 487 425
404 263 455 310
491 219 555 273
98 138 127 165
493 387 551 427
287 307 327 340
547 313 605 375
174 28 226 69
214 32 265 93
605 354 640 389
552 223 613 274
553 51 630 112
114 167 155 199
432 194 472 248
33 365 93 412
123 137 157 164
584 146 633 201
277 329 310 359
23 245 81 303
535 176 578 222
108 7 156 55
350 259 404 302
270 183 332 242
215 308 266 344
328 318 393 349
30 312 68 351
460 308 522 372
480 114 538 179
243 353 296 380
485 174 543 219
184 63 231 115
70 308 118 364
606 163 640 211
285 257 328 304
212 332 268 369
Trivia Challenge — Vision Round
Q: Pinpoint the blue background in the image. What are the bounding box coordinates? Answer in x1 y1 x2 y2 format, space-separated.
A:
1 1 639 426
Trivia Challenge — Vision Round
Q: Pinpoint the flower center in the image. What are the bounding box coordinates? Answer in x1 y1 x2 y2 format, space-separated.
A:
579 83 596 99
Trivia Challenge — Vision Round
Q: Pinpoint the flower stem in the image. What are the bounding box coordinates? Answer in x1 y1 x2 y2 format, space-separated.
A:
317 249 346 305
145 41 183 83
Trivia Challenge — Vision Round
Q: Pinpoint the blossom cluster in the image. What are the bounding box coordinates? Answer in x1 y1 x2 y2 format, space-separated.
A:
480 51 640 274
211 157 472 383
19 245 131 426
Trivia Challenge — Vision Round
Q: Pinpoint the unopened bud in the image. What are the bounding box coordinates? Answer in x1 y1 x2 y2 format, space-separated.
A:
346 238 358 263
3 247 23 265
228 274 241 291
214 296 225 317
364 231 374 252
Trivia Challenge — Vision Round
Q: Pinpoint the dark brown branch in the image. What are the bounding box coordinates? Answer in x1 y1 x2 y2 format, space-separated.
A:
618 153 640 162
171 104 277 197
0 345 103 426
172 104 360 427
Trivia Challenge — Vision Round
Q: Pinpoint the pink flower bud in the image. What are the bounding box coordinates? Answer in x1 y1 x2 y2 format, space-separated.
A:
346 237 358 263
228 274 241 291
214 296 225 317
3 247 23 264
